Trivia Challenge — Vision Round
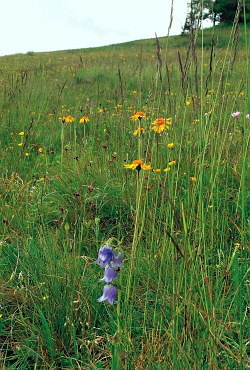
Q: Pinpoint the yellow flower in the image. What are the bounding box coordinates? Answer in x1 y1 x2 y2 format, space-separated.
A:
164 167 171 172
60 115 75 123
152 118 167 133
131 111 146 121
133 127 145 136
38 147 43 153
190 176 197 182
142 164 151 171
124 159 151 171
18 143 23 146
167 142 174 149
168 160 176 166
19 131 24 136
25 152 30 157
79 116 89 123
153 168 161 173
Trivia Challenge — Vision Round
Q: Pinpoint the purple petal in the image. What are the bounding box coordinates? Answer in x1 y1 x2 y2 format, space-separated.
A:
98 284 117 304
112 251 123 268
100 267 118 283
95 245 114 268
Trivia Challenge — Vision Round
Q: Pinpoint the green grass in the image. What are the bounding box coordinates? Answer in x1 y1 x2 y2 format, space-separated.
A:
0 22 249 369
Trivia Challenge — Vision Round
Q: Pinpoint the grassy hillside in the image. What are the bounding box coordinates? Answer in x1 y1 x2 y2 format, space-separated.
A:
0 23 249 369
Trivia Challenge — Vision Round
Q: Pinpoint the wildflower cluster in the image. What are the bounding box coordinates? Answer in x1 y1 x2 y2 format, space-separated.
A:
94 245 123 304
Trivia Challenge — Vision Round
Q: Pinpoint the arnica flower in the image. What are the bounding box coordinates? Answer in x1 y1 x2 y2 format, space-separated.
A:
131 111 146 121
231 112 240 119
164 167 171 172
167 142 174 149
124 159 151 171
152 118 167 133
190 176 197 182
246 113 250 120
168 160 176 166
60 115 75 123
133 127 145 136
79 116 89 123
98 284 117 304
19 131 24 136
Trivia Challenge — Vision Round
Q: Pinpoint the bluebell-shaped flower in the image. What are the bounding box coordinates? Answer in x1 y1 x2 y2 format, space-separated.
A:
112 251 123 268
100 267 118 283
94 245 114 268
98 284 117 304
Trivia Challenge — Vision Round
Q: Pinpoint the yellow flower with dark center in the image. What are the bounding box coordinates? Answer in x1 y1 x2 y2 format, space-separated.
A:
131 111 146 121
60 115 75 123
124 159 151 171
152 118 167 133
133 127 145 136
79 116 89 123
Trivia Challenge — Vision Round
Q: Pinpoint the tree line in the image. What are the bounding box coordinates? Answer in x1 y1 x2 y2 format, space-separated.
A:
182 0 250 33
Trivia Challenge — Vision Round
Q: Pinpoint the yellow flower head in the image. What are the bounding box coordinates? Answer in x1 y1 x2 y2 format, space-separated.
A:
133 127 145 136
79 116 89 123
168 160 176 166
190 176 197 182
152 118 166 133
167 142 174 149
124 159 151 171
131 111 146 121
60 115 75 123
19 131 24 136
38 147 43 153
153 168 161 173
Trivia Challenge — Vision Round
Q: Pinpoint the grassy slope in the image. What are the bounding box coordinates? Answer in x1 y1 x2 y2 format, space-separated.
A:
0 24 249 369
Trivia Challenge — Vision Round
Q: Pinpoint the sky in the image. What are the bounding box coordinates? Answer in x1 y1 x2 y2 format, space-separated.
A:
1 0 196 56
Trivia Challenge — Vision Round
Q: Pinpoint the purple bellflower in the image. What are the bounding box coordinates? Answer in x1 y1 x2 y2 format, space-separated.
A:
98 284 117 304
95 243 123 304
94 245 114 268
100 267 118 283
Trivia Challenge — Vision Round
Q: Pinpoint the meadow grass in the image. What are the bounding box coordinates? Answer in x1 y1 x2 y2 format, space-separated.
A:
0 21 249 369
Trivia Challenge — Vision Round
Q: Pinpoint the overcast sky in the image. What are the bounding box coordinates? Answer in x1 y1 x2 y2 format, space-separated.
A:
1 0 198 56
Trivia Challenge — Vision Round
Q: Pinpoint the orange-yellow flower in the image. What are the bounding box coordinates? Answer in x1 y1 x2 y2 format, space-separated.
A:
131 111 146 121
60 115 75 123
79 116 89 123
168 160 176 166
190 176 197 182
152 118 167 133
133 127 145 136
124 159 151 171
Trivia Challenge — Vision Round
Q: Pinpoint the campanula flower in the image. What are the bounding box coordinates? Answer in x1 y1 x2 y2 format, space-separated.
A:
100 267 118 283
94 245 114 268
98 284 117 304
